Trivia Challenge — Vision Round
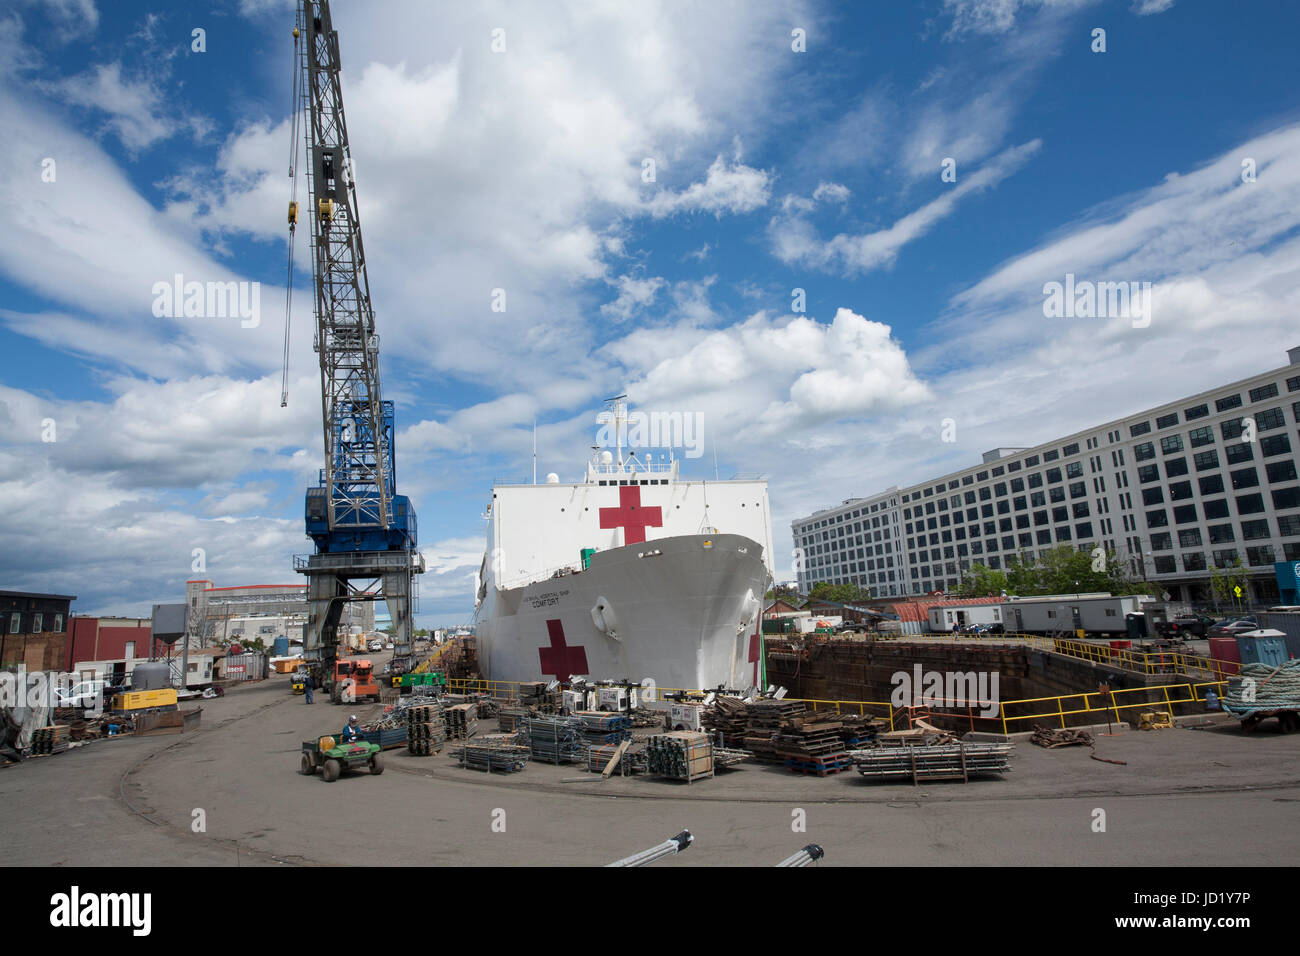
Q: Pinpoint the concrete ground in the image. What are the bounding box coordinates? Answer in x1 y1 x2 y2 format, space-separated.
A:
2 673 1297 866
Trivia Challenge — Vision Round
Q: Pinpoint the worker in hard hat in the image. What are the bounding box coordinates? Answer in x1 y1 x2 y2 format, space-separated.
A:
341 714 361 742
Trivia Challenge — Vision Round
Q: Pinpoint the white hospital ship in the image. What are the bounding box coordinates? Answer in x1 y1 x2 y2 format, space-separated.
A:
473 403 773 692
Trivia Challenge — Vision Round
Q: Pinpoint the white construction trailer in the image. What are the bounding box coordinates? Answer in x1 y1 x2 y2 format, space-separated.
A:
1001 594 1151 637
928 604 1004 633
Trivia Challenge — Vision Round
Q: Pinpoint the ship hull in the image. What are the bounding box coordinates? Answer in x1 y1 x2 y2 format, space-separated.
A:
476 533 769 692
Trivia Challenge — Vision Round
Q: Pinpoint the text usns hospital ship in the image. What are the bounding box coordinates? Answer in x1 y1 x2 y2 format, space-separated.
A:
473 404 774 692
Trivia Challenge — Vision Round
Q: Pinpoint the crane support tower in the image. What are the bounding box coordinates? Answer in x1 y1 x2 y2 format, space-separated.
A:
290 0 424 687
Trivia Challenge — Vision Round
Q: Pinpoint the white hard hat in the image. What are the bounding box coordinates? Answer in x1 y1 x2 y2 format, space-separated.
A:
349 714 358 721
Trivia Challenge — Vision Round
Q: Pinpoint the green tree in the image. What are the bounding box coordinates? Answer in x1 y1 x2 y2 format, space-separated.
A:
1208 559 1251 610
808 582 870 604
957 563 1008 597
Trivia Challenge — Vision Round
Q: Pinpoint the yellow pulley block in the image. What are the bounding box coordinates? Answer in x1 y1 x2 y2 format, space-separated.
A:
288 200 298 225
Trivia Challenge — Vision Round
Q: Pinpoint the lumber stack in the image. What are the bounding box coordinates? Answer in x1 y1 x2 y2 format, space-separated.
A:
701 695 749 744
445 703 479 740
498 705 534 733
741 699 806 762
406 700 446 756
30 724 70 756
646 731 714 782
1030 725 1094 748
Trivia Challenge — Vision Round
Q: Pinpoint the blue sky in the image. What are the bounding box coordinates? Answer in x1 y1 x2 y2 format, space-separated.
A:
2 0 1299 625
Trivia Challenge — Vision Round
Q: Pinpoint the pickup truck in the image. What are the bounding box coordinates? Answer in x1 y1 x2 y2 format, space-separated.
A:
54 680 111 713
1156 615 1215 638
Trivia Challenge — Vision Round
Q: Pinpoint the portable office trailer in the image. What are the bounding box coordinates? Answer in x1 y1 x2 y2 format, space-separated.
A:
1001 594 1150 637
927 604 1004 633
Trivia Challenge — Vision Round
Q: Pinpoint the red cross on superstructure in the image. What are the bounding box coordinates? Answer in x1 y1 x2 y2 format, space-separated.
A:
598 484 663 545
539 619 589 683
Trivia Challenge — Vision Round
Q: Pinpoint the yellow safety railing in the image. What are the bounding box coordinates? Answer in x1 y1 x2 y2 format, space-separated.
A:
992 679 1228 734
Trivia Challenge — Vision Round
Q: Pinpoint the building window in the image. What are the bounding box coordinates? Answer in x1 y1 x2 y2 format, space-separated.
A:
1153 556 1176 574
1261 434 1292 457
1150 532 1172 550
1160 434 1184 455
1204 499 1230 519
1075 522 1094 539
1062 442 1080 456
1183 553 1207 571
1278 514 1300 537
9 613 20 634
32 614 43 633
1188 426 1215 448
1142 487 1165 506
1134 442 1155 462
53 614 63 632
1169 481 1194 501
1241 519 1270 540
1043 450 1059 462
1173 504 1198 524
1146 509 1169 528
1225 443 1254 464
1178 528 1202 548
1193 449 1219 471
1213 549 1239 568
1130 421 1151 437
1185 403 1209 420
1215 394 1243 412
1236 493 1266 515
1255 407 1285 431
1208 524 1235 544
1247 545 1276 566
1267 460 1298 484
1274 487 1300 510
1249 383 1279 402
1230 467 1260 489
1138 464 1160 483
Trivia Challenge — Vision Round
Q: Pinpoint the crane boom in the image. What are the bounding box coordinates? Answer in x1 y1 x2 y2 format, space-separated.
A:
290 0 424 689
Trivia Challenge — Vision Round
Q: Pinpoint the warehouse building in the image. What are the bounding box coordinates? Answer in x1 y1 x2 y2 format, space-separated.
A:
0 589 75 670
794 347 1300 605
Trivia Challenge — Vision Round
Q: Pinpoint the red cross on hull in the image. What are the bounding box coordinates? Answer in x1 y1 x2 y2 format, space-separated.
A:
539 618 589 683
598 485 663 545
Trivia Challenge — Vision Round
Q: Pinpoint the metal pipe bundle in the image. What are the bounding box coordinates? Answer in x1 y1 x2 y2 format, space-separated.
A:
605 830 693 867
524 715 585 764
776 844 825 867
851 742 1014 782
646 732 713 782
458 738 530 773
572 711 631 732
406 700 446 756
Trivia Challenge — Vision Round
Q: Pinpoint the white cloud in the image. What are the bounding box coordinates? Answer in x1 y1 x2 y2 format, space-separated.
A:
770 140 1041 274
647 155 772 218
1131 0 1174 14
600 274 666 321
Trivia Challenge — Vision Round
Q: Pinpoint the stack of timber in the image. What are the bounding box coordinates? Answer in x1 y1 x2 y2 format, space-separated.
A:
524 715 584 764
1030 725 1094 748
458 734 530 773
742 699 807 763
773 714 853 776
406 700 446 756
701 695 749 744
711 747 751 770
852 742 1014 784
585 740 647 776
646 731 714 782
445 703 479 740
29 724 70 756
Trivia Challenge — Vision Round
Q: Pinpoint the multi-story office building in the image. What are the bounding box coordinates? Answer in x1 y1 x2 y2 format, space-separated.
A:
793 347 1300 604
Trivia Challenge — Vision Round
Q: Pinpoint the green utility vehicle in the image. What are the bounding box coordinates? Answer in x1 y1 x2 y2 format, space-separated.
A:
299 735 385 782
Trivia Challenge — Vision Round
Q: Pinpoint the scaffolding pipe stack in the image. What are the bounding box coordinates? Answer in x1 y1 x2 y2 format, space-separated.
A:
458 736 530 773
524 715 585 764
851 742 1014 783
406 700 446 756
646 731 714 782
605 830 694 867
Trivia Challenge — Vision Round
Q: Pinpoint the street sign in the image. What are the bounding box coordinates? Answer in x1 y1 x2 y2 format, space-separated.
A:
1233 586 1242 597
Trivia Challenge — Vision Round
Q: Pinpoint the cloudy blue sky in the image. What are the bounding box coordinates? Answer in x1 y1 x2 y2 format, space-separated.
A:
2 0 1298 624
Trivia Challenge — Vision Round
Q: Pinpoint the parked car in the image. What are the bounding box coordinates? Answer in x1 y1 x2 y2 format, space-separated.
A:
1207 618 1258 639
367 640 383 652
385 642 394 650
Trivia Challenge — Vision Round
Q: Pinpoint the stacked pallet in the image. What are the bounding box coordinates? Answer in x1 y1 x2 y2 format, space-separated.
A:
30 725 70 756
852 742 1014 784
459 735 530 773
445 703 479 740
742 699 806 762
701 696 749 744
406 701 446 756
772 715 852 776
646 731 714 783
525 715 584 764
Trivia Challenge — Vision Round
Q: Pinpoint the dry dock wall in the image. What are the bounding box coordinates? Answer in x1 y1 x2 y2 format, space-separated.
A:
767 640 1191 730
